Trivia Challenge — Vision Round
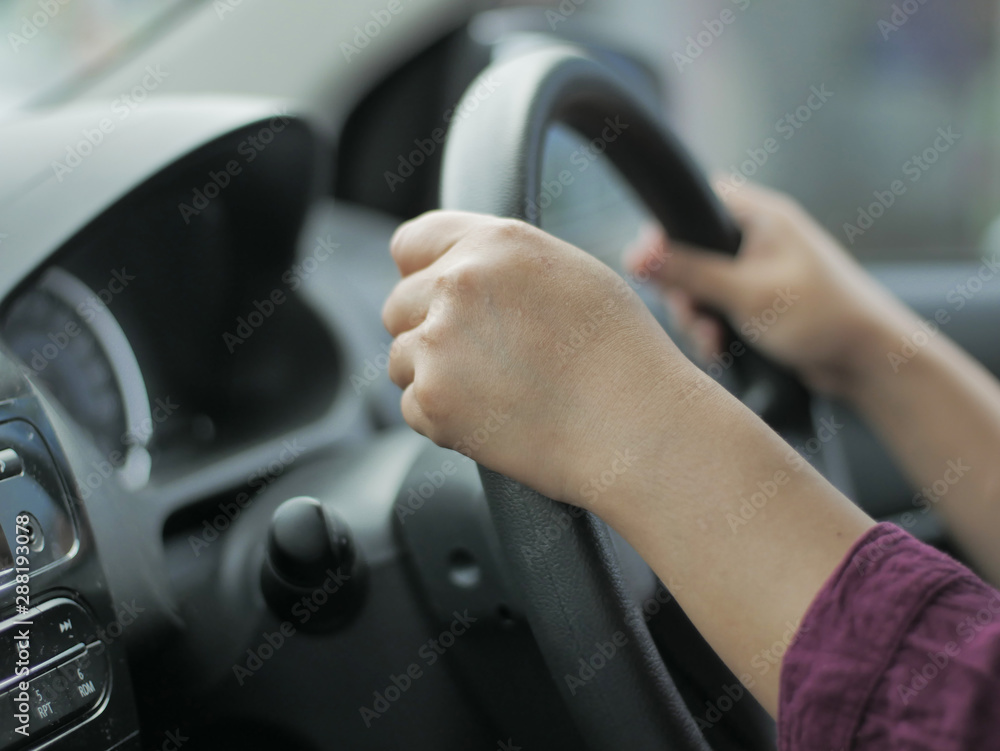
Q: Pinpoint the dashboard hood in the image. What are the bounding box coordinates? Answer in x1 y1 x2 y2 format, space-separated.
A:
0 96 322 301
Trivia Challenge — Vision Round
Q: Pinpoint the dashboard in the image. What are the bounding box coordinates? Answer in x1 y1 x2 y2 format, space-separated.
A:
0 118 344 490
0 98 379 750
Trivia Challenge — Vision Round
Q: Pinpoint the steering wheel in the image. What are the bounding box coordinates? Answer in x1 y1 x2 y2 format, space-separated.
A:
439 47 813 750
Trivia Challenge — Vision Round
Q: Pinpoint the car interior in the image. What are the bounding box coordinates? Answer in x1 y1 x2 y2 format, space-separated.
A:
0 1 998 749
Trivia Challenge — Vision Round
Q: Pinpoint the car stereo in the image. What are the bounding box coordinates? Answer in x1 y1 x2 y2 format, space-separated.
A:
0 355 140 750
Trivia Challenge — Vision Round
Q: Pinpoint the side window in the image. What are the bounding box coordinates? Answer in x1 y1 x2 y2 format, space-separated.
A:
0 0 194 117
591 0 1000 261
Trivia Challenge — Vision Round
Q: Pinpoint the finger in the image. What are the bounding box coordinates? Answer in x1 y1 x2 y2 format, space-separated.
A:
688 314 726 364
712 179 788 226
623 224 668 277
400 382 432 438
644 239 746 313
665 290 726 364
383 269 435 336
664 288 698 330
388 331 418 389
390 210 493 277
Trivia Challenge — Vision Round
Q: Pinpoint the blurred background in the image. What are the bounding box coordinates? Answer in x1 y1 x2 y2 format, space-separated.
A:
2 0 998 262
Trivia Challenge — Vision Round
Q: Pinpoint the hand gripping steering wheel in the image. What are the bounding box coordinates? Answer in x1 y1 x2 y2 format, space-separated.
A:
440 46 809 751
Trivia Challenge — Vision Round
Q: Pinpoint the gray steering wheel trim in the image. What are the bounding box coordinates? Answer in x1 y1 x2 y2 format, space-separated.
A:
439 46 735 751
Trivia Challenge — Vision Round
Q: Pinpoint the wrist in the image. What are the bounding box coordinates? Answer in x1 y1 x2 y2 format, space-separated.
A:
791 293 917 404
826 305 921 405
580 363 734 525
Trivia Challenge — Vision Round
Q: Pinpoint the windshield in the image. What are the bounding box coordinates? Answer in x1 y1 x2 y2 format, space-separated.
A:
0 0 194 118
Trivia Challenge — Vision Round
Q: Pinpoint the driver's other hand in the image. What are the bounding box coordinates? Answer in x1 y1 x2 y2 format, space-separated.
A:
382 210 708 515
624 182 911 397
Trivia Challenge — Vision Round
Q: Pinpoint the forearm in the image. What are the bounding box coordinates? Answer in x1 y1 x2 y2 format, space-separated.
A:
841 313 1000 584
593 375 874 716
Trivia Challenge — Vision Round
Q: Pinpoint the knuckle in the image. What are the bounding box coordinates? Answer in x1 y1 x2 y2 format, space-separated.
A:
478 217 533 247
436 261 483 296
389 332 410 359
407 308 425 328
389 225 410 264
380 297 396 332
411 377 446 427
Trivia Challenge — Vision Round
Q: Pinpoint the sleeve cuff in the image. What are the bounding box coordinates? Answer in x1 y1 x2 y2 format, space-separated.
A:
778 522 979 751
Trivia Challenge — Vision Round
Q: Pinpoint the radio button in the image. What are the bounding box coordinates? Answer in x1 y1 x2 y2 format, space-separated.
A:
0 647 108 749
0 449 22 482
0 599 98 689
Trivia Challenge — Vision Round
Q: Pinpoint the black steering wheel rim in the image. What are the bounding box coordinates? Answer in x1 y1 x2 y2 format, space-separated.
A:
441 47 742 254
439 45 790 751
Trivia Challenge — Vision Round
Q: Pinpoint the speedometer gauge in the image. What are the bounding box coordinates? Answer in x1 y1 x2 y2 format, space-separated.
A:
1 268 153 490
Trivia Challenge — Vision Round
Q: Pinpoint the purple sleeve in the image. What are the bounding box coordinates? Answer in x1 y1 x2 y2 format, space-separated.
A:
778 522 1000 751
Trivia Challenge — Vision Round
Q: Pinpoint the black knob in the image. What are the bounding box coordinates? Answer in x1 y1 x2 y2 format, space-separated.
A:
261 497 365 631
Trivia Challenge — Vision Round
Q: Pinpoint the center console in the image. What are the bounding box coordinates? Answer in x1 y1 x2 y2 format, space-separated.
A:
0 354 140 750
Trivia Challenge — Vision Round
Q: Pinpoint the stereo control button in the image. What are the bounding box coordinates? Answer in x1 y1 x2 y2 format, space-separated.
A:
0 648 108 750
0 599 98 689
0 449 22 482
